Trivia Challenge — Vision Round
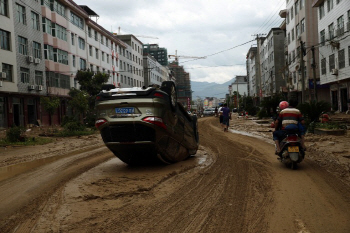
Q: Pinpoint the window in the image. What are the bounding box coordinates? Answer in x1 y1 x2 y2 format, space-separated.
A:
0 29 10 50
291 6 294 19
89 45 92 56
33 41 41 59
42 18 52 35
95 48 98 59
327 0 333 11
35 71 43 85
102 52 105 61
320 30 325 45
301 18 305 33
71 33 74 45
70 12 83 29
101 35 104 45
319 3 325 19
18 36 28 55
94 31 98 41
54 1 65 17
44 44 53 60
16 3 26 24
55 24 67 41
295 1 299 15
80 58 86 70
338 49 345 69
107 54 109 63
291 28 295 41
288 32 290 44
72 55 75 67
31 12 40 30
321 58 326 74
78 37 85 50
296 24 300 38
0 0 8 16
20 67 29 83
106 39 109 47
88 27 91 37
329 54 335 71
300 0 304 9
2 63 12 81
337 15 344 36
328 23 334 40
53 48 68 65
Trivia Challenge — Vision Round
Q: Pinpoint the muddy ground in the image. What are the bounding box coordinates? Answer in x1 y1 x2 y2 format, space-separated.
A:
0 114 350 232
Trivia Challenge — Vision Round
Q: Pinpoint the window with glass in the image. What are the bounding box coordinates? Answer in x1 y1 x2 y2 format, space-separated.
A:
31 11 40 30
321 58 326 74
0 0 8 16
18 36 28 55
301 18 305 33
291 28 295 41
337 15 344 35
2 63 12 81
296 24 300 38
53 48 68 65
319 3 325 19
320 30 325 45
0 29 10 50
78 37 85 50
106 39 109 47
90 64 93 71
44 44 53 60
295 1 299 15
329 23 334 40
35 71 43 85
55 24 67 41
94 31 98 41
338 49 345 69
89 45 92 56
95 48 98 59
16 3 26 24
54 1 65 17
20 67 29 83
70 12 83 29
88 27 91 37
288 32 290 44
101 35 104 45
71 33 74 45
300 0 304 9
42 18 52 34
80 58 86 70
291 6 294 19
72 55 75 67
107 54 109 63
33 41 41 59
329 54 335 70
327 0 333 11
102 52 105 61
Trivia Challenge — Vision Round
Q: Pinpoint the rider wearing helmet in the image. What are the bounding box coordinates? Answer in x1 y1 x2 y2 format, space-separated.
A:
273 99 306 155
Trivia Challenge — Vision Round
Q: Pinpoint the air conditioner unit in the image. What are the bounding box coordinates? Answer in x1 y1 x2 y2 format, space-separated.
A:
28 85 35 90
27 56 34 63
1 72 6 79
331 69 338 75
36 85 43 91
34 58 41 64
0 80 2 87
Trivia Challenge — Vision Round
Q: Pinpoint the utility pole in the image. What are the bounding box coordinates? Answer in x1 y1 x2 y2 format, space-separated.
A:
300 40 305 103
311 46 318 102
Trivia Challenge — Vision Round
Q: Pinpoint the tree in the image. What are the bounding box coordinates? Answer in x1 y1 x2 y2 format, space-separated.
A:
74 70 110 127
41 96 60 125
68 88 89 121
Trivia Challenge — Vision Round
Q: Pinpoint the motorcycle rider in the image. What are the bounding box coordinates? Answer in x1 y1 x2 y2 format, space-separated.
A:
273 99 306 155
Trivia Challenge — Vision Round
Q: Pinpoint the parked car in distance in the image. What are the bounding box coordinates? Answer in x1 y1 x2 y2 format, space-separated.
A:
95 81 199 165
203 108 215 116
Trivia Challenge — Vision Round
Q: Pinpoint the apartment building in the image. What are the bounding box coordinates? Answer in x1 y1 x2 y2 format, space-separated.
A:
312 0 350 112
143 44 168 66
117 34 145 88
285 0 322 102
0 0 18 128
246 47 258 98
259 28 286 98
143 54 169 86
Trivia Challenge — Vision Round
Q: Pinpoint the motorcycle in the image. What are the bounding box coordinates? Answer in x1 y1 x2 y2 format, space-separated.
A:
277 131 305 170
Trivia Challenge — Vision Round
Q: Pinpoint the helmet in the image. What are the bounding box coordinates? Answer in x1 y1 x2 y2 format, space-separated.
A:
279 101 289 110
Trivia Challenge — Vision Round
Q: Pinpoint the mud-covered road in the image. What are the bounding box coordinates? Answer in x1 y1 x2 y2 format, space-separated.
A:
1 117 350 232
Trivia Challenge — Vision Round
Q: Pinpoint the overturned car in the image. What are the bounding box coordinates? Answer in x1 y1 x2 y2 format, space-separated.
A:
95 81 199 165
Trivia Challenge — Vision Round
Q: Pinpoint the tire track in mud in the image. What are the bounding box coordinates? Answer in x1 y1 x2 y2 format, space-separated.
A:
0 146 112 233
70 117 275 233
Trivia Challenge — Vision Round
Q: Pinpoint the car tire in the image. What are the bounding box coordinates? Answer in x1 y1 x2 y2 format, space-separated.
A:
161 81 177 112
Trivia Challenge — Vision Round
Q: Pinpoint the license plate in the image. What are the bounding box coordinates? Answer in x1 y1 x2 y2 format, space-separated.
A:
288 146 299 152
115 107 134 114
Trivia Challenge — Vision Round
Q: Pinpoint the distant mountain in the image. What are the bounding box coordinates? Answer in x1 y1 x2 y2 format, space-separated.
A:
191 78 235 99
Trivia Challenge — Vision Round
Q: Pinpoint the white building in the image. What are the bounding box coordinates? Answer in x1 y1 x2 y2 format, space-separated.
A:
312 0 350 112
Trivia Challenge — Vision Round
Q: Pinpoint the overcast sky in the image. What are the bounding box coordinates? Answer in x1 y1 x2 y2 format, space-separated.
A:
74 0 286 84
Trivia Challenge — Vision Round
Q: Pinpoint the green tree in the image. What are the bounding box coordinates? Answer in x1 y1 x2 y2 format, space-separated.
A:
68 88 89 121
74 70 109 127
41 96 60 125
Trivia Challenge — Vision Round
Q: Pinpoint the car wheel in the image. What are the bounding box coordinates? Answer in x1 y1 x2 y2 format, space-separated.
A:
161 81 177 111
